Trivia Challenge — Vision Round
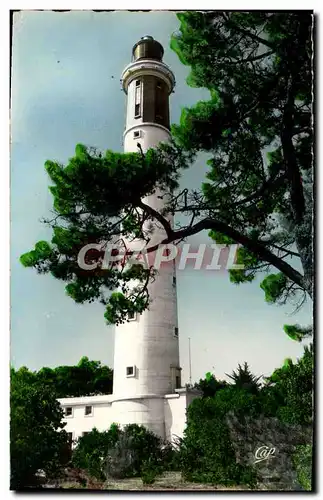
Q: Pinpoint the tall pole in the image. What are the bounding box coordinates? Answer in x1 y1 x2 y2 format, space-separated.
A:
188 337 192 385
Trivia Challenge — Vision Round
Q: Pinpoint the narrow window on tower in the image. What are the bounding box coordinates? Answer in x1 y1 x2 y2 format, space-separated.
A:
155 80 163 123
170 366 182 392
174 327 179 337
134 80 141 118
176 368 182 389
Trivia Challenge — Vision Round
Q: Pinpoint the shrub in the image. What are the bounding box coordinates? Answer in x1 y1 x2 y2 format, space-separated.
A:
160 441 181 471
72 424 121 480
179 386 259 486
261 345 313 426
105 432 137 479
178 349 313 488
10 371 70 490
194 373 227 398
292 444 313 491
141 471 156 485
105 424 163 479
141 458 161 485
73 423 164 481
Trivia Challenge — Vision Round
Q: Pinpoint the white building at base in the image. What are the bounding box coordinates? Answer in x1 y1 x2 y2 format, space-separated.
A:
58 388 200 443
58 36 201 444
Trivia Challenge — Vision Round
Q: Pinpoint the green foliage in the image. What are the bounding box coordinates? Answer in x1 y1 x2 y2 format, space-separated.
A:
180 350 313 487
283 324 313 342
107 424 163 479
292 444 313 491
179 386 259 486
11 357 113 398
170 11 313 307
226 362 262 394
261 344 313 425
172 92 221 150
104 288 150 325
21 13 312 328
105 432 137 479
160 441 181 471
194 372 227 398
195 364 261 398
20 141 188 324
260 273 288 303
141 458 161 485
72 425 121 480
141 469 156 485
208 230 235 246
72 424 164 481
20 241 54 267
10 369 70 489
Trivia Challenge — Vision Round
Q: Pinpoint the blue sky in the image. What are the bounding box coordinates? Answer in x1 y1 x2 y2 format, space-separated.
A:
11 10 312 383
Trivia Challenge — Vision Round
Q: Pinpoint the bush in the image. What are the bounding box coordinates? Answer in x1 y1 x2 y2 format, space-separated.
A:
261 345 313 426
141 458 161 485
73 423 164 481
179 386 259 486
292 444 313 491
72 424 121 480
141 471 156 485
10 371 70 490
160 440 181 471
105 424 163 479
194 372 227 398
105 432 137 479
178 349 313 488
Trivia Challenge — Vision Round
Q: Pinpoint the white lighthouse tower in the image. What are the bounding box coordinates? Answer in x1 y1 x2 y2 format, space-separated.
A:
111 36 182 438
58 38 201 443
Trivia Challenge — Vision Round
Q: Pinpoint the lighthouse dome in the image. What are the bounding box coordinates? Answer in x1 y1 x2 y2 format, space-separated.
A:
132 35 164 62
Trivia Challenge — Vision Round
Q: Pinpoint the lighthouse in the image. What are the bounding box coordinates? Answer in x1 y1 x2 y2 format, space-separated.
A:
111 36 181 438
58 38 201 443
